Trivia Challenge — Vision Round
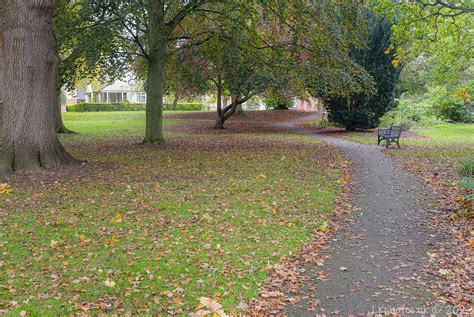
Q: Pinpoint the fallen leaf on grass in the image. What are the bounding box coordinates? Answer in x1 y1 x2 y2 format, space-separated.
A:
111 213 123 223
318 221 330 233
0 183 13 194
104 235 120 245
104 279 116 287
190 297 227 317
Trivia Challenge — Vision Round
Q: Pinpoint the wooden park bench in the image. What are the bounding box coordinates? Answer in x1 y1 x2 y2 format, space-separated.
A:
377 124 404 148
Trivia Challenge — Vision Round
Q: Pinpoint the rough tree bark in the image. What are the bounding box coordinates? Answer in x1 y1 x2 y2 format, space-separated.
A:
144 1 167 144
0 20 12 176
0 0 76 174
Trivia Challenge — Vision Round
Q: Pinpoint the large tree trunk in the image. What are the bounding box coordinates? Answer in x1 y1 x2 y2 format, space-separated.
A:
144 2 167 144
0 0 75 174
0 25 12 177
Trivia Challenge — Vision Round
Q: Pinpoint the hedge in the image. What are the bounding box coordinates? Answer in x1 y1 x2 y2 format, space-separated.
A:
67 102 203 112
163 103 203 111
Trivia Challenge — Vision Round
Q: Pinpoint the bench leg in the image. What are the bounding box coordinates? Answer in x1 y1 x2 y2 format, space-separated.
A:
377 136 381 145
385 139 389 149
396 138 400 148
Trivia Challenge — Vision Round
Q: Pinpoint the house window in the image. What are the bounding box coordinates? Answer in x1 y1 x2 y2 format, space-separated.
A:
108 92 123 103
138 92 146 103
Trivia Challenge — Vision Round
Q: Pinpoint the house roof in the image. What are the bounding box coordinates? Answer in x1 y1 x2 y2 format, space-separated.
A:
86 80 145 93
101 80 143 92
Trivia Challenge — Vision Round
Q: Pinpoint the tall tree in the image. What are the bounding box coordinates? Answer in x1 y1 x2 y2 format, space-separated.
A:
82 0 217 144
173 1 375 128
324 12 401 130
0 0 75 174
82 1 374 137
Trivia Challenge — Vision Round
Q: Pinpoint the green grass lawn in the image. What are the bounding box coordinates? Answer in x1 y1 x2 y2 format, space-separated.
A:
348 123 474 146
0 111 344 315
61 111 188 137
411 124 474 144
347 123 474 167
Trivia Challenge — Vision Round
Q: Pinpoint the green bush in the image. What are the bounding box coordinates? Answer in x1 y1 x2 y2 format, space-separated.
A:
378 100 435 129
325 12 401 130
329 107 380 130
163 103 203 111
67 102 203 112
263 90 294 110
459 177 473 219
459 157 474 178
439 100 472 123
263 97 293 110
67 103 146 112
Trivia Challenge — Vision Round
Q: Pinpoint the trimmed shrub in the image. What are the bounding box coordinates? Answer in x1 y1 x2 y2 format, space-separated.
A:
163 103 203 111
67 102 203 112
67 103 145 112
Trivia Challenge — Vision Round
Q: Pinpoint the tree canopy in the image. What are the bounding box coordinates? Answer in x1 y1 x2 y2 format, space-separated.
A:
2 0 472 173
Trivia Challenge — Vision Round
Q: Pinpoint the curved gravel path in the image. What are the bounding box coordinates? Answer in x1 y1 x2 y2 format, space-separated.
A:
275 115 450 316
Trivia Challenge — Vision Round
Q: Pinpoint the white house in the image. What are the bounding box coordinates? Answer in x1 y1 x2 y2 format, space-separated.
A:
69 80 147 104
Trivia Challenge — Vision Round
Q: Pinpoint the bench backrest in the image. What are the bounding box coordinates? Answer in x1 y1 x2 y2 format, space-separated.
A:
390 125 403 137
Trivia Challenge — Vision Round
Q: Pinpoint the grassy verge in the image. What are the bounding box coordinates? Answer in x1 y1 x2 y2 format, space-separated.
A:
61 111 190 137
0 111 344 315
343 124 474 181
298 121 473 308
324 123 473 220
